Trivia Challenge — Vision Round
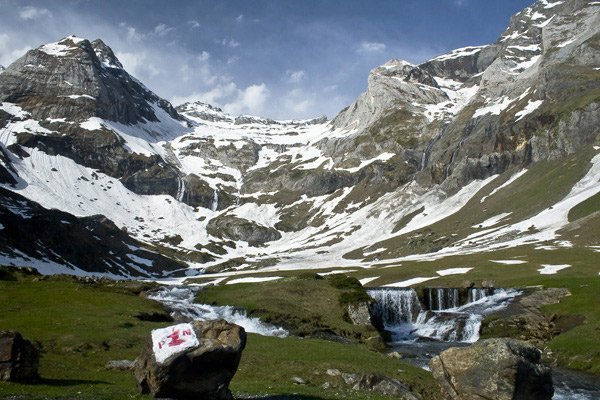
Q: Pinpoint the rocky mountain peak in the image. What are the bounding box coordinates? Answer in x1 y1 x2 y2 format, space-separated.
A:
0 35 180 124
91 38 124 70
177 101 234 123
373 59 439 88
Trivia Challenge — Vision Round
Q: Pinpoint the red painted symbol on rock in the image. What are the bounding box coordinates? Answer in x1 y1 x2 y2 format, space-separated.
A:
157 328 193 349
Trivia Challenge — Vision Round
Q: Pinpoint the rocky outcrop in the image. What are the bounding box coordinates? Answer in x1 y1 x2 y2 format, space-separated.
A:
206 215 281 246
352 373 420 400
0 36 180 124
481 287 573 346
429 338 553 400
0 331 39 383
0 187 188 277
135 320 246 400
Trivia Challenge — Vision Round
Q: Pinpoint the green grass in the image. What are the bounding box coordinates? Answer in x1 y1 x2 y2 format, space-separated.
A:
232 334 437 400
198 275 378 342
0 276 168 399
0 272 438 400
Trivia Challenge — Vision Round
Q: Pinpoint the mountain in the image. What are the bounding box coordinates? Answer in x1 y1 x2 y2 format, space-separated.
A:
0 0 599 278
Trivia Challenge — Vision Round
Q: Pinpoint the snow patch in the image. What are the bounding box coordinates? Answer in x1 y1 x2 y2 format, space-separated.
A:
472 213 512 228
490 259 527 265
436 267 472 276
538 264 571 274
359 276 379 285
225 276 283 285
515 99 544 121
383 277 438 287
481 169 528 203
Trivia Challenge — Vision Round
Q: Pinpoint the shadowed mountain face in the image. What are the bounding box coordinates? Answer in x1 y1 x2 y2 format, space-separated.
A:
0 0 599 277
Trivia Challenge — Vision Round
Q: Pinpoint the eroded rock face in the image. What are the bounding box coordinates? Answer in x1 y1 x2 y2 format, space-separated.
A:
0 331 39 383
206 215 282 246
429 338 553 400
135 320 246 400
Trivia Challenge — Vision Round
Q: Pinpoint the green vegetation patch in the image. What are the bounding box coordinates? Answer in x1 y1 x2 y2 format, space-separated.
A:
198 274 377 342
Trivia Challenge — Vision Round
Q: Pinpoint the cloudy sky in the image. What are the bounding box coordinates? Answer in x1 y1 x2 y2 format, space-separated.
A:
0 0 533 119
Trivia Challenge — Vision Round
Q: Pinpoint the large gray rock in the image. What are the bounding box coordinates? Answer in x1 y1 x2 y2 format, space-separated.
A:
135 319 246 400
206 215 281 246
0 331 39 383
429 338 553 400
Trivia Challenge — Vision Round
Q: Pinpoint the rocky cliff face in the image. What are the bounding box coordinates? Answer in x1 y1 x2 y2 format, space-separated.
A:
0 0 598 277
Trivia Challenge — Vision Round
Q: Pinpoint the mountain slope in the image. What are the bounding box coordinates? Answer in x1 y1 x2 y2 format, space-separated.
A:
0 0 599 278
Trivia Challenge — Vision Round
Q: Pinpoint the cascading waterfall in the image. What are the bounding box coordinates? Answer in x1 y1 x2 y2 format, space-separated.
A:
211 189 219 211
367 287 520 343
147 286 288 337
369 288 421 324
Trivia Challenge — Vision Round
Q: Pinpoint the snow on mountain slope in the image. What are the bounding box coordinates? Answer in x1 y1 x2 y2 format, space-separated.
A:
1 0 599 278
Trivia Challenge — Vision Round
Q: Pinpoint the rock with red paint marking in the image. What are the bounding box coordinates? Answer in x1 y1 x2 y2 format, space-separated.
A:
134 319 246 399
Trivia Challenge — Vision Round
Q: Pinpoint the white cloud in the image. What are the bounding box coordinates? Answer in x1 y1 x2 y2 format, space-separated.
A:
358 41 387 53
235 14 244 22
154 23 175 37
285 69 306 83
0 33 30 66
197 51 210 62
188 20 201 29
220 38 240 48
225 83 270 115
115 51 160 79
119 23 145 42
19 6 52 20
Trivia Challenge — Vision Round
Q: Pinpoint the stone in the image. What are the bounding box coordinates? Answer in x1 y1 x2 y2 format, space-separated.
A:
480 288 573 346
346 301 374 326
429 338 553 400
291 376 307 385
326 368 341 376
0 331 39 383
105 359 135 371
134 319 246 400
352 373 420 400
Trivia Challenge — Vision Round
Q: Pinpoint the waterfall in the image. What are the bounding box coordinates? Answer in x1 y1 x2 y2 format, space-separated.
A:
176 176 186 202
426 288 460 310
368 288 421 325
368 287 520 343
147 286 288 337
211 189 219 211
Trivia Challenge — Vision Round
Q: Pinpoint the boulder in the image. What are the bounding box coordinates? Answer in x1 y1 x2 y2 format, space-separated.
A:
0 331 40 383
135 320 246 400
429 338 553 400
352 373 420 400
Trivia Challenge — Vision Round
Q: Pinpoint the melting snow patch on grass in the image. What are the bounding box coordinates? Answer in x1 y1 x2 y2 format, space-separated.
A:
490 259 528 265
225 276 283 285
538 264 571 274
436 267 473 276
359 276 379 285
318 269 357 276
383 277 438 287
472 212 512 228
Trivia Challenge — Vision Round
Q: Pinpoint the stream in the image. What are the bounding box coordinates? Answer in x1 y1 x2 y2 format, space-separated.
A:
367 287 600 399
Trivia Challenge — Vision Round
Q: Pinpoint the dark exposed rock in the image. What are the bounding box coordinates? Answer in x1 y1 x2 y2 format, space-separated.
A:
0 331 39 383
429 338 553 400
0 187 186 277
352 373 421 400
134 320 246 400
206 215 281 246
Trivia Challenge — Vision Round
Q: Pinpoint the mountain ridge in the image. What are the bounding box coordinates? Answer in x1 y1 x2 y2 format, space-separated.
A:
0 0 598 278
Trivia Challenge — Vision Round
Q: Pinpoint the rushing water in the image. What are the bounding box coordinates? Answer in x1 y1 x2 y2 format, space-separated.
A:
368 287 600 399
368 287 520 343
147 286 288 337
